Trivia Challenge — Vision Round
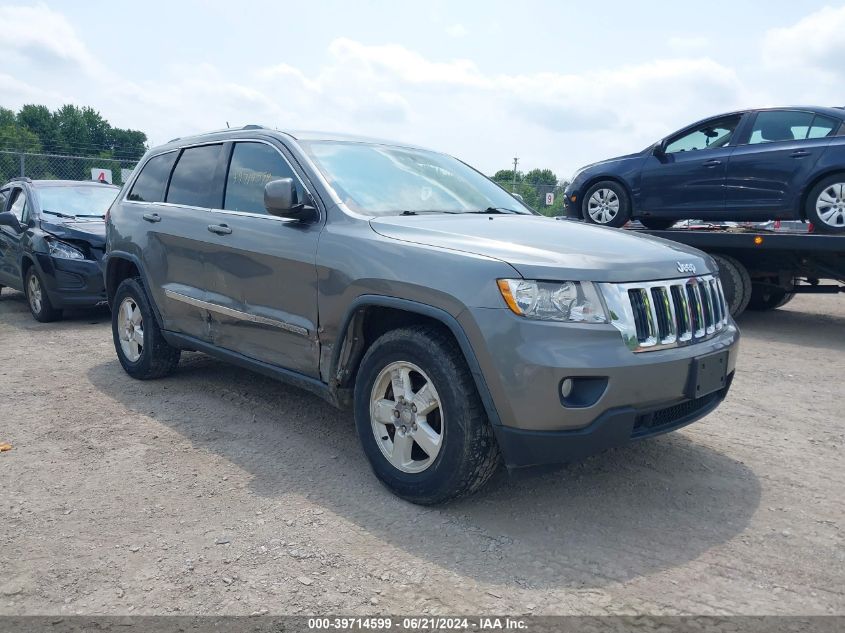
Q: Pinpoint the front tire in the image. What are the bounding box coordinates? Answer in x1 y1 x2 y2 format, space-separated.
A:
112 277 180 379
354 325 500 505
582 181 631 228
25 268 62 322
806 174 845 234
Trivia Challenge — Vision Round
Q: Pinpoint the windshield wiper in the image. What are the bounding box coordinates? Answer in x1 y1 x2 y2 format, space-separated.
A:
74 214 106 219
465 207 522 214
41 209 77 220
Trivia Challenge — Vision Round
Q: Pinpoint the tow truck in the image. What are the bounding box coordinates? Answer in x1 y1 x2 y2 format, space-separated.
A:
627 221 844 316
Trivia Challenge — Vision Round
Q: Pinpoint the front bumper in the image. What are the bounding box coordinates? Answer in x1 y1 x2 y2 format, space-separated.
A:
35 253 107 308
459 307 739 468
562 186 580 217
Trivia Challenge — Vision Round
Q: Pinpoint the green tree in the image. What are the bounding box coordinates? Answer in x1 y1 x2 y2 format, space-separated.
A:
524 168 557 186
17 104 61 153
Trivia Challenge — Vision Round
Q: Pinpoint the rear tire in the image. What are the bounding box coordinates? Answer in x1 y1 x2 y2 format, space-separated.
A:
112 277 181 379
711 254 752 317
25 268 62 322
353 325 500 505
805 174 845 234
640 217 677 230
582 181 631 228
748 285 795 311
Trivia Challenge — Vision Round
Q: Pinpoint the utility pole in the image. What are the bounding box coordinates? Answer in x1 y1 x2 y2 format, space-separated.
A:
511 156 519 193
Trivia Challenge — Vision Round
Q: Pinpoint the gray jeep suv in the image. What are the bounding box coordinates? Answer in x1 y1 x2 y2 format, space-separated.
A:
104 126 739 504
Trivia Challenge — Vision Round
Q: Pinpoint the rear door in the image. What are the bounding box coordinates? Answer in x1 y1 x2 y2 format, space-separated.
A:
0 187 28 288
125 144 225 341
202 139 322 377
725 110 837 218
638 114 744 218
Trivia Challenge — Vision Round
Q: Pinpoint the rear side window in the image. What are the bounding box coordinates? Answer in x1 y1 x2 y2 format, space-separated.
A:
748 111 814 144
128 152 177 202
166 144 223 208
223 142 304 214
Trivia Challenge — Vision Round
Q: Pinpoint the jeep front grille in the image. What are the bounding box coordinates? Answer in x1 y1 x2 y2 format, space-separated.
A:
600 275 729 352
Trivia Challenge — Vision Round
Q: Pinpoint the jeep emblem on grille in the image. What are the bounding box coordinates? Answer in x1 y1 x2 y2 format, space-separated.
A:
677 262 696 274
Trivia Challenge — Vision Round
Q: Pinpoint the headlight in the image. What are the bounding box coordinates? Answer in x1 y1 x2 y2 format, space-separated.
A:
47 239 85 260
497 279 608 323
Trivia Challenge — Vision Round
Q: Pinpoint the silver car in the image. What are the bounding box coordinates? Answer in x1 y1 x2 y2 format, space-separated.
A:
104 127 739 504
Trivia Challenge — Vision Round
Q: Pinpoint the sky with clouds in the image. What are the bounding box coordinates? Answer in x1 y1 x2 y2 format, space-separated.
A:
1 0 844 178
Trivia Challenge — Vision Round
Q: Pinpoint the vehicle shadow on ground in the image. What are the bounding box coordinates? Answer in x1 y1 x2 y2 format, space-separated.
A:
736 305 845 352
0 289 110 326
88 353 761 590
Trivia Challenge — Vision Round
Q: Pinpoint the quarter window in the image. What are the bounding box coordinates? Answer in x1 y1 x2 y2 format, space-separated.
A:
748 111 814 144
224 142 303 214
128 152 177 203
664 116 741 153
166 144 223 208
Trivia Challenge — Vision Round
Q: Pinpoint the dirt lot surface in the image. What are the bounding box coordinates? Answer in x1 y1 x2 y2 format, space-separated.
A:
0 289 843 616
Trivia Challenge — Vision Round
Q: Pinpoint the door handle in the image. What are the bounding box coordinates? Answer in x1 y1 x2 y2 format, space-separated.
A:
702 159 722 167
142 212 161 223
790 150 810 158
207 224 232 235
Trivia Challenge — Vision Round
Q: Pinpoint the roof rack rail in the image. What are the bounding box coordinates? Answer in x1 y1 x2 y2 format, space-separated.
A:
10 176 32 183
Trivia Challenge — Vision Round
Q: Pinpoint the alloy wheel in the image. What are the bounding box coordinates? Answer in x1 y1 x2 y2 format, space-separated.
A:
816 183 845 228
117 296 145 362
369 361 444 474
27 274 43 315
587 188 620 224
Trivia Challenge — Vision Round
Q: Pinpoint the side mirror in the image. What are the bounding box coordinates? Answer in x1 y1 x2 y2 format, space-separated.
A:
264 178 317 221
653 142 667 157
0 212 22 232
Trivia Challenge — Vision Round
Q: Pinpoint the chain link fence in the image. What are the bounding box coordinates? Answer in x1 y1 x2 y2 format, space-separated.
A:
0 150 138 186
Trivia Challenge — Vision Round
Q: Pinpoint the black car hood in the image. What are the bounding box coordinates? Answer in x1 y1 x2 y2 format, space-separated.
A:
576 148 649 173
41 219 106 247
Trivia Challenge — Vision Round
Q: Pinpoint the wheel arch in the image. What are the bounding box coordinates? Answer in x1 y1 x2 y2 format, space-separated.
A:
104 252 165 328
20 253 37 282
797 168 845 220
329 295 503 427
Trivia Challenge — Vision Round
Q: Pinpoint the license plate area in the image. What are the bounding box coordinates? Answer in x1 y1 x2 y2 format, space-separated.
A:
686 350 729 399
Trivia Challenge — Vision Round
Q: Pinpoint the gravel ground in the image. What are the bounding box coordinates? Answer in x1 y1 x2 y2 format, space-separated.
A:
0 289 843 616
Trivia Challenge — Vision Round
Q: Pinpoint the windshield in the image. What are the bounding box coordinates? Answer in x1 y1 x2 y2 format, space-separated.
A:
300 141 533 216
35 185 118 219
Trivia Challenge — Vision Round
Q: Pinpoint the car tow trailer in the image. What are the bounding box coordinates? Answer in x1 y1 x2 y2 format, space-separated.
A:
629 224 844 317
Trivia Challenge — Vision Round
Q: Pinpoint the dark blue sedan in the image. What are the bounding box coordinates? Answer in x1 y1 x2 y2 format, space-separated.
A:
564 106 845 234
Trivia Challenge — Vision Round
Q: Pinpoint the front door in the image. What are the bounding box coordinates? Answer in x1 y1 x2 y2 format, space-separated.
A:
638 114 744 218
202 140 322 378
725 110 837 218
0 187 27 288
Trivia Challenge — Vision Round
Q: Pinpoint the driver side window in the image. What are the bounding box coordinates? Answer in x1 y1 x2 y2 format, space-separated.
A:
8 189 27 222
665 116 742 154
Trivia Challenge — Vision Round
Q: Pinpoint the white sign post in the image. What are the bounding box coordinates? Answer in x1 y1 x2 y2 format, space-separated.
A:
91 168 113 184
545 192 555 206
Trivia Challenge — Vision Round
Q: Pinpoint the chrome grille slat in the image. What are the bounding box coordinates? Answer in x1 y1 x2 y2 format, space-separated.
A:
601 274 731 352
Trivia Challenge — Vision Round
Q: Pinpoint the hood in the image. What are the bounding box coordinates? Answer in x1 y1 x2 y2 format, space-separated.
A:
571 148 650 181
41 219 106 248
370 214 714 283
